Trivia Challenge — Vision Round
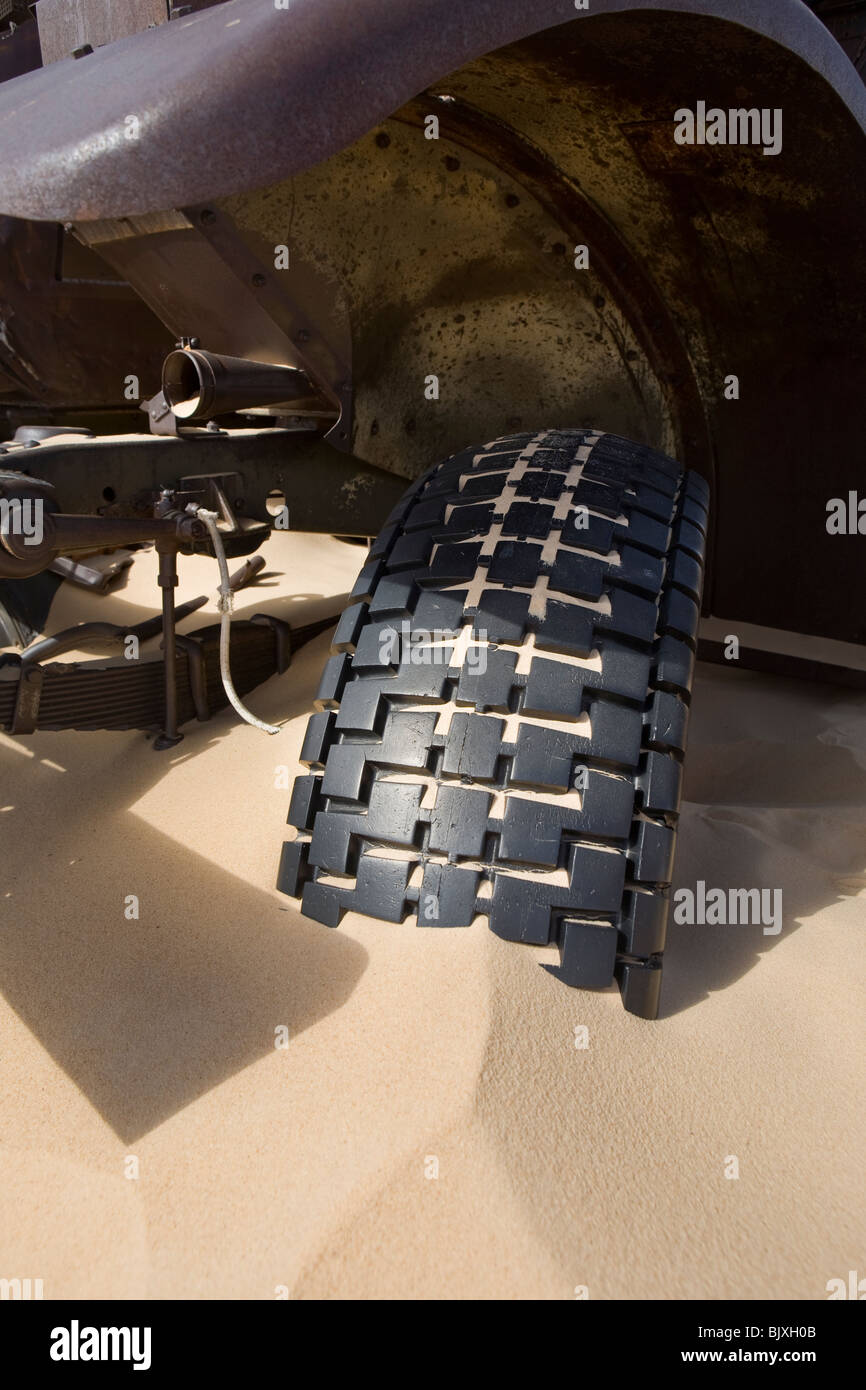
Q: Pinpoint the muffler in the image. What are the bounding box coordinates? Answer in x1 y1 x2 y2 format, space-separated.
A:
161 347 311 420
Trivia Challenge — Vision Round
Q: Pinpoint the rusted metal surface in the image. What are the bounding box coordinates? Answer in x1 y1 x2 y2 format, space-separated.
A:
182 202 352 436
35 0 168 67
0 0 861 222
74 204 353 441
222 114 678 486
0 427 406 533
394 95 713 488
213 10 866 644
0 215 173 412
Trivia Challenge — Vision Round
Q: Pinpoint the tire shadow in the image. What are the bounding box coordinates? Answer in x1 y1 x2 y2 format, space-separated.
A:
660 662 866 1016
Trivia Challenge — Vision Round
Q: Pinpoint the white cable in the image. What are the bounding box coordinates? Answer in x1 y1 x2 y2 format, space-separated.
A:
193 507 280 735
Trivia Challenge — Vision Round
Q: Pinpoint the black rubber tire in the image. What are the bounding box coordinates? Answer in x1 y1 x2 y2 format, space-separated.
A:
277 429 709 1018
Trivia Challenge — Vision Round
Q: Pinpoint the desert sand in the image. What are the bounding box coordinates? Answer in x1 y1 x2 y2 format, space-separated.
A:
1 530 863 1300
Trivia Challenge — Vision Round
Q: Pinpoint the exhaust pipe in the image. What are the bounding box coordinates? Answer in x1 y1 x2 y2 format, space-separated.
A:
161 347 312 420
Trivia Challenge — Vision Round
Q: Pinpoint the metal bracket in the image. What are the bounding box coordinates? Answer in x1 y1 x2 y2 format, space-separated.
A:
250 613 292 674
11 660 43 734
141 389 178 437
174 632 210 722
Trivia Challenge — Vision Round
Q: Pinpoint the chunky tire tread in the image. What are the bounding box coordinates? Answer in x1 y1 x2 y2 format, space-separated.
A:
277 429 708 1018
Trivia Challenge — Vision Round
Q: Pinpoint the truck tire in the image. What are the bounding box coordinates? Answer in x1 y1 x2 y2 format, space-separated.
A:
277 429 709 1018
